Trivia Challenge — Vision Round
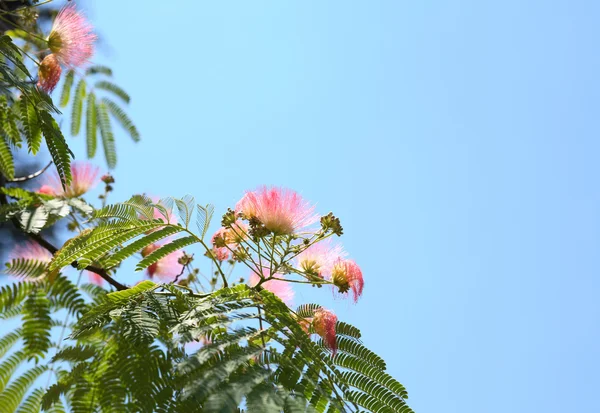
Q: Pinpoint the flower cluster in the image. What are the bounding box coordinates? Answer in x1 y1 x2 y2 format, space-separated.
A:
215 186 364 303
208 186 365 353
38 4 96 93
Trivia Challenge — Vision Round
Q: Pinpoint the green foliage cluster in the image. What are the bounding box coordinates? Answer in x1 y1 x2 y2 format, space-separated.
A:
0 1 413 412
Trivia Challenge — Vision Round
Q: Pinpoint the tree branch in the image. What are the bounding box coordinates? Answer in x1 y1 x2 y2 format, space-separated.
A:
28 232 128 291
7 161 53 182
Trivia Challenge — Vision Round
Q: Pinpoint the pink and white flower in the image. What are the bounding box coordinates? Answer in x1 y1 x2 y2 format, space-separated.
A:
248 270 294 306
235 186 319 235
48 4 96 67
10 241 52 263
38 161 100 198
142 243 184 282
295 239 346 279
331 258 364 302
312 308 338 354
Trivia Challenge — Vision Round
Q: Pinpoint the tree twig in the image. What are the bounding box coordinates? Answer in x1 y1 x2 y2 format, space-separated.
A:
7 161 53 182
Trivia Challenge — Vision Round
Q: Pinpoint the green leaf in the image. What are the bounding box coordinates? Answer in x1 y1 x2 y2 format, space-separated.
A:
86 65 112 76
95 80 130 103
4 258 48 280
0 135 14 180
71 79 86 136
59 70 75 107
22 289 52 361
106 280 157 303
19 97 42 154
97 101 116 168
40 111 73 188
86 92 97 158
102 97 140 142
196 204 215 240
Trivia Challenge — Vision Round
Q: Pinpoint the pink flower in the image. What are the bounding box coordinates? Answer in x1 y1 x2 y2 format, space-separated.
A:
248 270 294 306
210 220 248 261
313 308 338 354
87 272 104 286
142 243 184 282
48 4 96 67
38 161 100 198
295 239 346 279
331 259 364 302
37 54 62 93
10 241 52 263
235 186 319 235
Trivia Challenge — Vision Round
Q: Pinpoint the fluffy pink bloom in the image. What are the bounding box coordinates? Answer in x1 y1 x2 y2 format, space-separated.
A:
313 308 338 354
87 272 104 286
142 243 184 282
38 161 100 197
10 241 52 263
235 186 319 235
37 54 62 93
210 220 248 261
295 239 346 279
48 4 96 67
331 259 364 302
248 270 294 306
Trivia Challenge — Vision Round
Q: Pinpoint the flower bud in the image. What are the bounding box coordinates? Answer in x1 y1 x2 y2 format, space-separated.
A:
37 54 62 93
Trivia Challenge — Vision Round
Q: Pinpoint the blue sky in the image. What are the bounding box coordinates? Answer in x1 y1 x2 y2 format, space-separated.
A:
59 1 600 411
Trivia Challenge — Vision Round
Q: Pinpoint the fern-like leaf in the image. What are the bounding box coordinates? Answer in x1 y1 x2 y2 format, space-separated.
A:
71 79 86 136
103 97 140 142
19 98 42 154
95 80 130 103
97 101 117 168
0 135 14 180
59 70 75 108
86 91 97 158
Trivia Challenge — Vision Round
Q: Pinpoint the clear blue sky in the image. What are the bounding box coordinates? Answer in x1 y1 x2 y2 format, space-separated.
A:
69 1 600 411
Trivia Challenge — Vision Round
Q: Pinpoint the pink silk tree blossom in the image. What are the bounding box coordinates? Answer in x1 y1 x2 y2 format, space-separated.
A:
331 258 364 302
236 186 319 235
313 308 338 354
142 243 184 282
48 4 96 67
38 161 100 197
248 271 294 306
295 239 346 280
10 241 52 263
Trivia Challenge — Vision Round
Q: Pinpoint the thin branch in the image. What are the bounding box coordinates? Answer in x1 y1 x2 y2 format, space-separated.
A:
8 161 53 182
28 232 128 291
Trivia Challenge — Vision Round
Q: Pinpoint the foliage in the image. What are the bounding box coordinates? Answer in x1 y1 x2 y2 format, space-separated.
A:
0 1 412 412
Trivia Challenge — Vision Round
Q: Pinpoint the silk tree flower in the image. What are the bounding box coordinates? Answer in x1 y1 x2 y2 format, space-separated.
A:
235 186 319 235
295 239 346 280
47 4 96 67
87 272 104 286
313 308 338 354
210 220 249 261
37 54 62 93
10 241 52 263
331 259 364 302
248 270 294 306
38 161 100 197
142 243 184 282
